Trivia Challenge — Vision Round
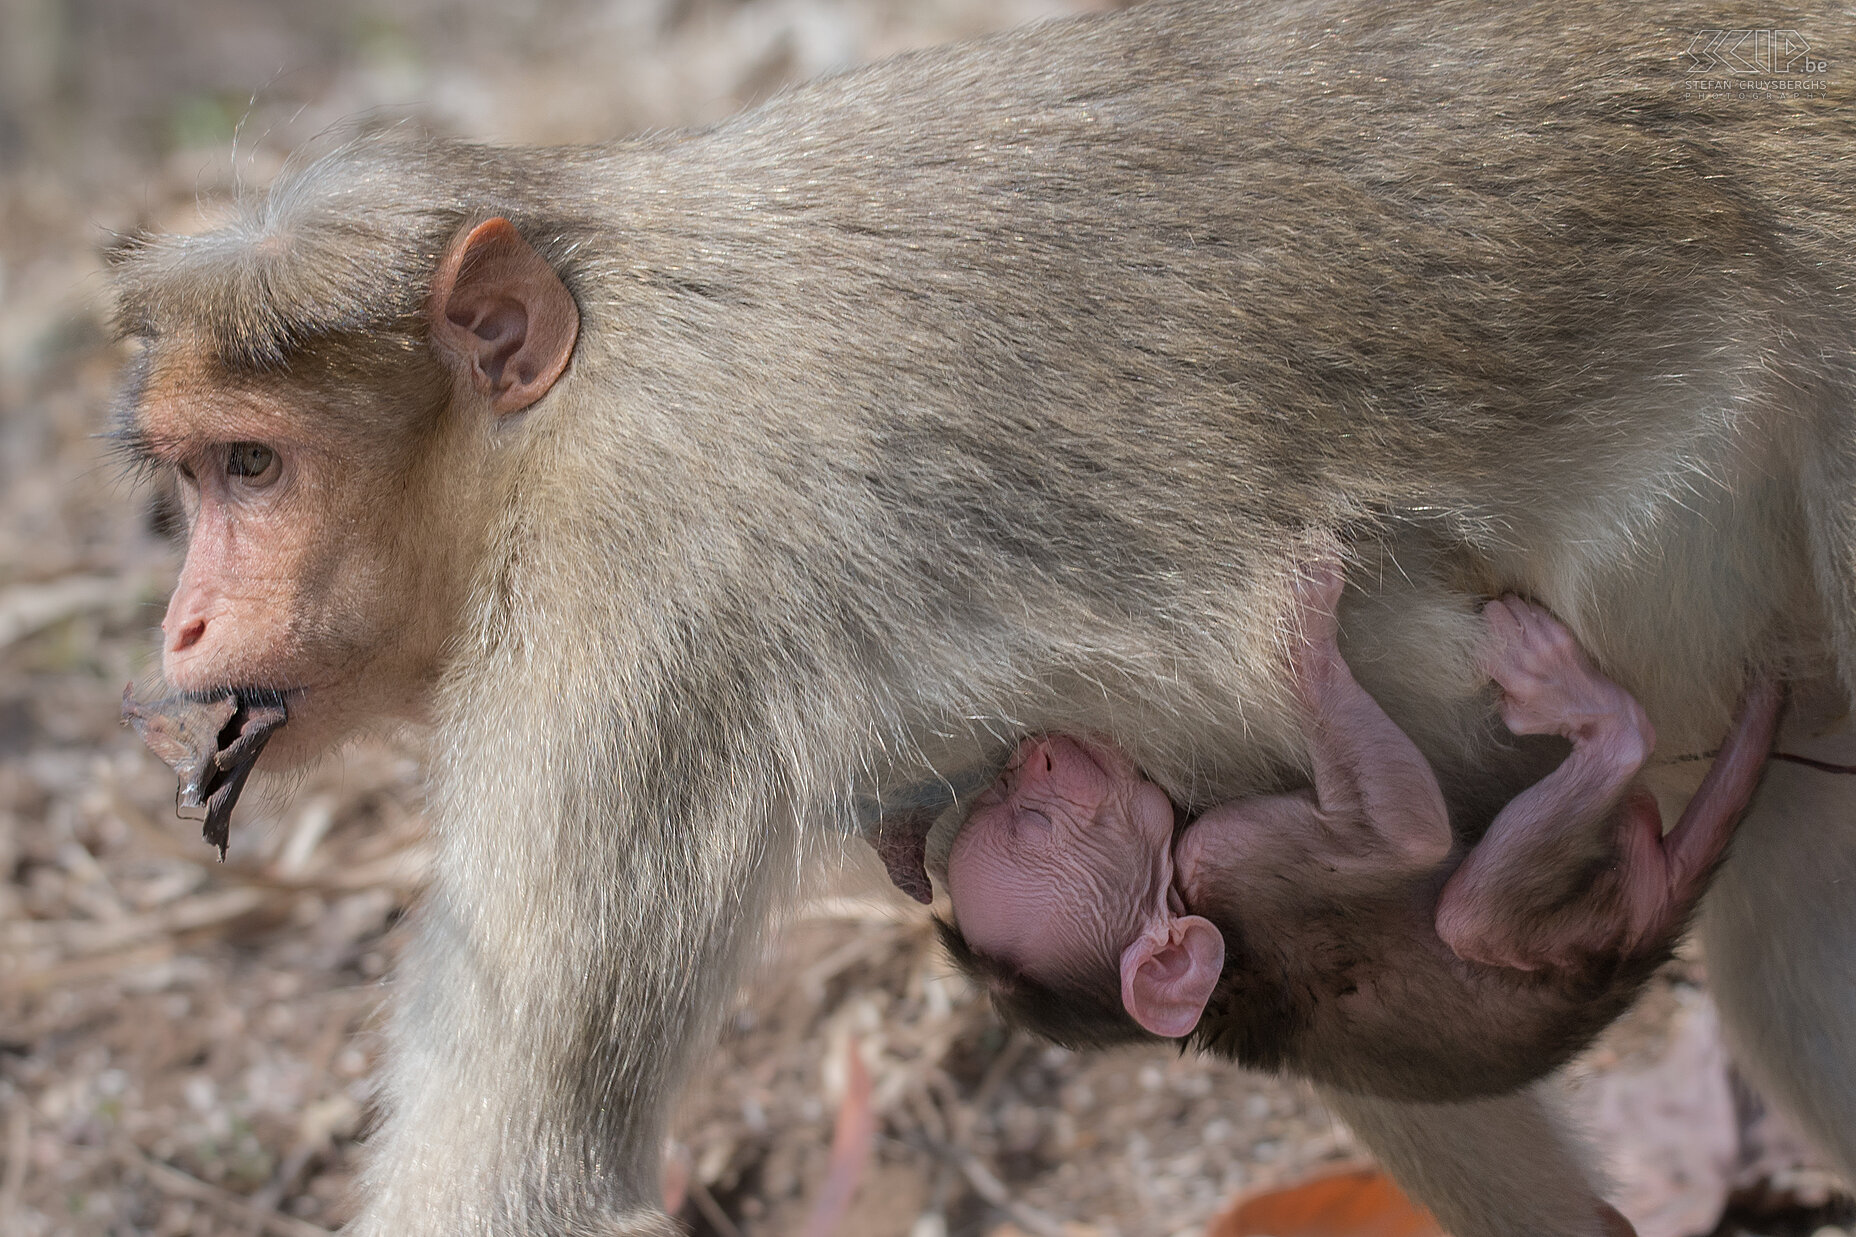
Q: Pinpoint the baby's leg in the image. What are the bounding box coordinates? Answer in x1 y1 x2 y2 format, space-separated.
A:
1289 560 1453 870
1436 598 1781 970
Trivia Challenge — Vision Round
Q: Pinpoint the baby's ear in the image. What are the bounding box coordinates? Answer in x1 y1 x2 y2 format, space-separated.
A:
1119 914 1224 1038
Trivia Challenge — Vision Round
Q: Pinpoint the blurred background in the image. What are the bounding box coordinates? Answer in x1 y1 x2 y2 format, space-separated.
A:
0 2 1847 1234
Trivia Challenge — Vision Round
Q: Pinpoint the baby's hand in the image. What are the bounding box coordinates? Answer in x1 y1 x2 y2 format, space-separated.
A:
1291 558 1345 645
1287 557 1346 705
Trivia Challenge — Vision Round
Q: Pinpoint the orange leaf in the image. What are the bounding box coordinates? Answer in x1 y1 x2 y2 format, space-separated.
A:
1207 1167 1445 1237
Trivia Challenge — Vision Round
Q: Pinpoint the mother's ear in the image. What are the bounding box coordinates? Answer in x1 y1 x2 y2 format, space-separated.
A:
430 217 580 416
1120 913 1224 1038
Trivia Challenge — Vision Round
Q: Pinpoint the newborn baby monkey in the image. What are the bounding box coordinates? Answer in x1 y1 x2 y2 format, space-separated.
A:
941 566 1781 1100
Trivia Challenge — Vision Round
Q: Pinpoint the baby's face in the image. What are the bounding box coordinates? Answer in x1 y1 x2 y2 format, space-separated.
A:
946 735 1178 979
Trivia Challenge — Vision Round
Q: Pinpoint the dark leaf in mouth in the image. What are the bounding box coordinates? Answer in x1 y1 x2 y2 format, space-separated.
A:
122 687 289 858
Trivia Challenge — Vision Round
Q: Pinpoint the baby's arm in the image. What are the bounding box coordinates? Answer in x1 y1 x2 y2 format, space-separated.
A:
1436 599 1781 971
1286 561 1453 872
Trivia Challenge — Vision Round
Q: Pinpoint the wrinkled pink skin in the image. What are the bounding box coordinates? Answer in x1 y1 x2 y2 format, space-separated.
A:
948 734 1179 977
946 566 1775 1037
1436 600 1659 967
947 731 1226 1036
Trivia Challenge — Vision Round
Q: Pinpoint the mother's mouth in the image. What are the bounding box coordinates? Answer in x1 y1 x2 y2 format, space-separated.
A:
121 686 291 859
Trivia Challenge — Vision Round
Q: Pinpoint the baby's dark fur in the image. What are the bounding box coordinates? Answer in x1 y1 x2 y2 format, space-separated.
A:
941 830 1666 1101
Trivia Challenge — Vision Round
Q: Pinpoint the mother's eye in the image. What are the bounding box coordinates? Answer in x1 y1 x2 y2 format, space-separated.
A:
226 442 279 484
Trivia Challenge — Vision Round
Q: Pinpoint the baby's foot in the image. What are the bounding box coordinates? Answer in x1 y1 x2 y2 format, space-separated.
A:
1481 598 1652 756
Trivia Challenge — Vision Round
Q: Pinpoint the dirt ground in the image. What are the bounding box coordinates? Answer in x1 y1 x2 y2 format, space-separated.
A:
0 3 1849 1235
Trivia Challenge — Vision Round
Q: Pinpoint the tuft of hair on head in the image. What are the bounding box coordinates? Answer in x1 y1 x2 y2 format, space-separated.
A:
934 918 1161 1050
109 174 438 371
107 134 593 377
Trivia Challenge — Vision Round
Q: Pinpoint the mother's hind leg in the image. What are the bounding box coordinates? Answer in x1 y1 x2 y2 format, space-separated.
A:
1701 719 1856 1177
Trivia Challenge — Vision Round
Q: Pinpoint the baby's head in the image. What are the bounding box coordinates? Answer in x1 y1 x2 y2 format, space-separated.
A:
941 735 1225 1045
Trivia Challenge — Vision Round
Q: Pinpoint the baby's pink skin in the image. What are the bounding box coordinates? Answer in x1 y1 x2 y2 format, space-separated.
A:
1437 599 1781 970
945 734 1176 972
1173 559 1452 922
944 734 1226 1036
945 562 1364 1038
1432 599 1657 968
948 562 1779 1038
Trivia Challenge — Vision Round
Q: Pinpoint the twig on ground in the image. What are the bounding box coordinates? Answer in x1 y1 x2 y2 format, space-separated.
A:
0 573 154 651
940 1140 1092 1237
0 940 175 998
1 1099 28 1228
6 887 270 958
687 1177 744 1237
120 1142 333 1237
